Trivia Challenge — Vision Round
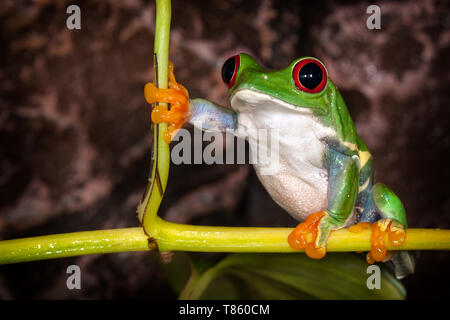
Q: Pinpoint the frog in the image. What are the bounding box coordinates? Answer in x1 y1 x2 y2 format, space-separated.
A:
144 54 415 279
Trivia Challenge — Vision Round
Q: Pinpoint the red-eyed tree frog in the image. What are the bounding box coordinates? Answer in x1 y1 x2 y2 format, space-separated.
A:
144 54 415 279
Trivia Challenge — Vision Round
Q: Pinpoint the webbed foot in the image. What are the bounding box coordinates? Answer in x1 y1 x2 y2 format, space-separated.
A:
144 62 189 143
367 218 406 263
288 211 327 259
349 219 406 264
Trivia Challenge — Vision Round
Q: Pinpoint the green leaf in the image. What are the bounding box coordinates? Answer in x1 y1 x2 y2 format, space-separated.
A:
178 253 406 300
158 252 192 294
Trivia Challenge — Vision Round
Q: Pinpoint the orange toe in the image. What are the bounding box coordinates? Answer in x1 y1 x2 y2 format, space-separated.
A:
288 211 327 259
387 220 406 246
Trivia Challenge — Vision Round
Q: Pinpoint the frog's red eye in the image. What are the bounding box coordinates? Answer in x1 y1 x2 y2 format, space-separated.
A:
293 58 327 93
222 55 240 88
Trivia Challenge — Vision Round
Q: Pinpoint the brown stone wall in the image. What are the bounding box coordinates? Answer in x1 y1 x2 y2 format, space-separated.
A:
0 0 448 299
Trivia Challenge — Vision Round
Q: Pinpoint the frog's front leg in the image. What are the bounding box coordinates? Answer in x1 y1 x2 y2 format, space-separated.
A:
188 98 237 132
288 148 359 258
144 63 236 141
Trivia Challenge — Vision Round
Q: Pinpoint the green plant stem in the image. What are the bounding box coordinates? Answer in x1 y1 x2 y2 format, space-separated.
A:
0 228 149 264
1 224 448 264
138 0 171 236
155 218 450 252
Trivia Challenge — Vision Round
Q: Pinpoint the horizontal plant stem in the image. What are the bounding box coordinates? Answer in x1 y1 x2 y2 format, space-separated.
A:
155 218 450 252
0 228 150 264
0 223 448 264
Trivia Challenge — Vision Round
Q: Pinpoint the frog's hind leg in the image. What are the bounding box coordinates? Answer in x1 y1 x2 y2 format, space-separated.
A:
361 183 415 279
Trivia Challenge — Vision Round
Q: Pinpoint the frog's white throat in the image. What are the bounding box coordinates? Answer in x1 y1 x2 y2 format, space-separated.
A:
230 89 313 115
230 89 337 221
230 89 332 142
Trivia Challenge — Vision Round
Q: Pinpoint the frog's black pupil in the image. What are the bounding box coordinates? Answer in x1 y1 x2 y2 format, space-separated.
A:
222 57 236 85
298 62 323 90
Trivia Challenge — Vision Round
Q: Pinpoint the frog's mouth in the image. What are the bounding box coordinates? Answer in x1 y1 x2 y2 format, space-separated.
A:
230 89 313 115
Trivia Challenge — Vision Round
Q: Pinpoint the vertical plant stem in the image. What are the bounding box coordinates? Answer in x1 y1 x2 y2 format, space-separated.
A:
138 0 172 240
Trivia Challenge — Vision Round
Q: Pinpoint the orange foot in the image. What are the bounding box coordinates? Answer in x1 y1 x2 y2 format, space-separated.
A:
349 219 406 264
288 211 327 259
144 62 190 143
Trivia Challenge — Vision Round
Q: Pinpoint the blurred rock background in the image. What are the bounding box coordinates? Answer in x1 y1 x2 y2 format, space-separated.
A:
0 0 449 299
